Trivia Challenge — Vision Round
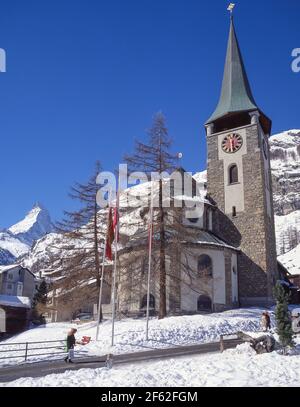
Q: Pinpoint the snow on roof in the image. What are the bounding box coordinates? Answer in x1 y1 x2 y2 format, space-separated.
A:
0 295 31 309
0 264 35 279
0 264 21 274
278 244 300 276
188 231 240 252
193 170 207 184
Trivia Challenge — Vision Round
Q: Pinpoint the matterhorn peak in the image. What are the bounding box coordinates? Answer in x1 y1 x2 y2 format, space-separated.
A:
8 203 54 246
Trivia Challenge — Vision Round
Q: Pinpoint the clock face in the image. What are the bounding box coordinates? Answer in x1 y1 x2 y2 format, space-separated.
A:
222 133 243 154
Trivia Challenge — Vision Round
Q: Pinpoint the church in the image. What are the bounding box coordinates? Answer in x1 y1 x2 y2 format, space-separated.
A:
116 15 279 316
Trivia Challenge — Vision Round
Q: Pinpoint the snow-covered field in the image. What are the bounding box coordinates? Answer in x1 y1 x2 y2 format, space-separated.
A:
3 343 300 387
0 308 267 368
1 308 300 387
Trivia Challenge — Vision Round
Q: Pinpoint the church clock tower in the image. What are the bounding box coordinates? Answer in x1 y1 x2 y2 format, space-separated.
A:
205 16 278 306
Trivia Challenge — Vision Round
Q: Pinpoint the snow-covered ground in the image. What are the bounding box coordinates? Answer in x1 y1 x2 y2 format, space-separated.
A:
0 308 268 369
3 343 300 387
1 308 300 387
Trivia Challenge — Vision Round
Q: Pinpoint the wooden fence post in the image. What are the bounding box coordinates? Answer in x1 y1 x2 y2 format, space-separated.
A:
25 342 28 361
220 335 225 353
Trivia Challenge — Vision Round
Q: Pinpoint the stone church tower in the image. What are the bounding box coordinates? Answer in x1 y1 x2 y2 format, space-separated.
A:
205 17 278 306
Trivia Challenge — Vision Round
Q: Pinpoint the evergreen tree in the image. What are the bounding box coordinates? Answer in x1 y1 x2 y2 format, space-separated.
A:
274 282 294 353
32 279 48 324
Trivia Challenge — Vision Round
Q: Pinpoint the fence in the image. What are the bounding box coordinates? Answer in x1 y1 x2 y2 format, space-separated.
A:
0 339 66 363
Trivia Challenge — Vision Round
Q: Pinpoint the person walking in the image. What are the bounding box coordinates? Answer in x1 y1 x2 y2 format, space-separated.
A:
261 311 271 332
260 312 267 332
265 311 271 331
64 328 80 363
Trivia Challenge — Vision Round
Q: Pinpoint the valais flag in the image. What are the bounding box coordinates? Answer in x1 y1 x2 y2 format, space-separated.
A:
105 197 119 261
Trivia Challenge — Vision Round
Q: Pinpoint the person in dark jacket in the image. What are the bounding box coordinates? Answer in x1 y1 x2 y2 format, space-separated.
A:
265 312 271 331
64 328 79 363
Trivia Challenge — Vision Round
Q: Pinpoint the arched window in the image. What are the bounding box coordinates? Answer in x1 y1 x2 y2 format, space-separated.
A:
141 294 155 310
229 164 238 184
197 255 213 277
0 307 6 333
197 295 212 312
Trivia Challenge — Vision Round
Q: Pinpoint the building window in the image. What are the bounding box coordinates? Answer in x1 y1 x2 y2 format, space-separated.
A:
188 218 199 224
8 273 13 280
232 206 237 217
206 209 213 231
229 164 238 184
197 255 213 277
197 295 212 312
141 294 155 310
7 283 12 290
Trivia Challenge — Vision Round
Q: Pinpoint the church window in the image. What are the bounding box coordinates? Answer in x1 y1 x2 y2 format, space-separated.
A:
197 295 212 312
197 255 213 277
141 294 155 310
188 218 199 224
229 164 238 184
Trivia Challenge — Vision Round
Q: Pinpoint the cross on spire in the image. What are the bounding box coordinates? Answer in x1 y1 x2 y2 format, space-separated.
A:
205 11 272 134
227 3 236 16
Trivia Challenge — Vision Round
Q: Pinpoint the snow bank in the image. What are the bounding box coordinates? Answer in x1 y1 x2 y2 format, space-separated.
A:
2 343 300 387
0 308 269 367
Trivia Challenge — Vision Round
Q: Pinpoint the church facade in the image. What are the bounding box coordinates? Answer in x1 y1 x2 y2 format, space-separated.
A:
117 16 279 316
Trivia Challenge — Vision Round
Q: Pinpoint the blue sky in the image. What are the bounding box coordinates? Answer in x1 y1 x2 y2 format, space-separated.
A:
0 0 299 227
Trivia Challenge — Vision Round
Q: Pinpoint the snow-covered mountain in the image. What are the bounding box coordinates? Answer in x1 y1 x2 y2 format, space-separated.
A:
270 130 300 275
0 204 53 265
0 231 30 265
270 130 300 215
8 203 53 246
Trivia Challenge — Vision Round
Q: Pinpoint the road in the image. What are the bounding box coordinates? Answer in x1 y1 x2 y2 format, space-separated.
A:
0 338 244 383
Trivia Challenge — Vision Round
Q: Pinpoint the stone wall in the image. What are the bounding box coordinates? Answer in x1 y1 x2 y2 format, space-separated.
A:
207 123 278 304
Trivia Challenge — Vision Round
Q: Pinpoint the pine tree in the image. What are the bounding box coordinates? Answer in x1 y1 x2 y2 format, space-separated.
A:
32 279 48 324
274 282 294 353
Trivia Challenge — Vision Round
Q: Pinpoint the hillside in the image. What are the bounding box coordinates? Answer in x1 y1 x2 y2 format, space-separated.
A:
0 204 53 265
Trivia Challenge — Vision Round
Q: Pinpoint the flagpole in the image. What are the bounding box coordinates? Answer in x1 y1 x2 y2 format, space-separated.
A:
111 179 120 347
96 238 107 341
111 235 117 346
146 183 154 341
96 188 112 341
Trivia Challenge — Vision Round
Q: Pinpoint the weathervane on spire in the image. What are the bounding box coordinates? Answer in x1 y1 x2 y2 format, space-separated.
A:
227 3 236 15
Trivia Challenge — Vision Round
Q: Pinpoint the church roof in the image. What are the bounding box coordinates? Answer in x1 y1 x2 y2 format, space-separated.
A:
184 230 240 252
206 17 268 127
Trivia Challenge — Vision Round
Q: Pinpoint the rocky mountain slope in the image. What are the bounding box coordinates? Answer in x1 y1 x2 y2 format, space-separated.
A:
0 204 53 265
8 203 53 246
270 130 300 275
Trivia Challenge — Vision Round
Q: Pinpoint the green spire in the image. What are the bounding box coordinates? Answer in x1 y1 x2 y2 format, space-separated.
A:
206 17 260 125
